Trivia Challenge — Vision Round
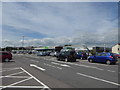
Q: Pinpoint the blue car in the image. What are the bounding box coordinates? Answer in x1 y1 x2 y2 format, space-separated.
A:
76 52 82 59
76 52 88 60
88 52 117 65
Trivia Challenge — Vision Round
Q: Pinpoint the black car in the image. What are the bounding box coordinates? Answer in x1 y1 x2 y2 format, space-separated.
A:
56 50 76 62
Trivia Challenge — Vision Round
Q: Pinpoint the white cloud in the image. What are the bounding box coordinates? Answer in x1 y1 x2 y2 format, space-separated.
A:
1 0 119 2
2 2 118 47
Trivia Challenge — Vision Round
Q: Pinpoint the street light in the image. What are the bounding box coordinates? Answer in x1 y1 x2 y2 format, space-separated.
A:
22 36 24 47
104 43 106 52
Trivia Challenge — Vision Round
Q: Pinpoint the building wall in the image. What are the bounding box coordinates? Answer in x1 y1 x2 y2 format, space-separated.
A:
112 44 120 54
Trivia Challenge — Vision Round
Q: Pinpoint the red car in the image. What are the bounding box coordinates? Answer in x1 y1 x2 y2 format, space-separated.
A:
0 51 12 62
114 53 120 58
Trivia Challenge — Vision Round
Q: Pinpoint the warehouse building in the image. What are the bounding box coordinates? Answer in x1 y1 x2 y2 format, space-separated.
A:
112 43 120 54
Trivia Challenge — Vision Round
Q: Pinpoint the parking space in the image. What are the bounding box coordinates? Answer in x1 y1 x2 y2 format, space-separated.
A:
0 54 119 89
1 67 49 89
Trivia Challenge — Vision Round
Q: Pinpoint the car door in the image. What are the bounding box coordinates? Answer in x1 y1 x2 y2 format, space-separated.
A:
60 52 65 60
93 53 102 62
0 52 2 60
99 53 107 62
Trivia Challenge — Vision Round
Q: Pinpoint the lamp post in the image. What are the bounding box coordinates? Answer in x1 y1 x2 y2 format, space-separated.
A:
22 36 24 47
104 43 106 52
22 36 25 53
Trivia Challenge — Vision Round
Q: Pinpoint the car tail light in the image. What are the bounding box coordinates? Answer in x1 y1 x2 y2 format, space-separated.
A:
109 56 113 58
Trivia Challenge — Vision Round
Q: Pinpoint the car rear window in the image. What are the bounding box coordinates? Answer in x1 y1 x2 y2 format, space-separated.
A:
2 53 9 55
110 53 116 57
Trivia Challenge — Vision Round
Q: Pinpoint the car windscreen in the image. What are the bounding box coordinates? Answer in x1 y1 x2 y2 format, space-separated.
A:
77 52 82 55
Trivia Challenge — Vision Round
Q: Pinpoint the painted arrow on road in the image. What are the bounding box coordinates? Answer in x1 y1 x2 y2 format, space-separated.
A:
30 64 46 71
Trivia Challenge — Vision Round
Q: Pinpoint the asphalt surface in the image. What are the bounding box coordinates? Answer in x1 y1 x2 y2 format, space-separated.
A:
1 54 120 90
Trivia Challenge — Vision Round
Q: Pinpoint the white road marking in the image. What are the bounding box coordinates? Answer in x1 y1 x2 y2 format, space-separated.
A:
30 64 46 71
20 67 49 88
23 55 116 73
2 76 31 78
90 67 104 71
9 60 15 62
0 67 20 72
30 59 39 63
77 73 120 86
108 70 116 73
0 71 24 78
51 62 70 67
0 86 45 88
52 61 103 70
44 63 62 70
61 64 70 67
84 62 108 66
1 77 33 89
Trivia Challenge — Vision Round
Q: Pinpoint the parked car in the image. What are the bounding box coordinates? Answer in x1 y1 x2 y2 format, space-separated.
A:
50 52 57 57
37 52 46 56
88 52 117 65
0 51 12 62
56 50 76 62
76 52 88 60
45 52 51 56
114 53 120 58
76 52 82 59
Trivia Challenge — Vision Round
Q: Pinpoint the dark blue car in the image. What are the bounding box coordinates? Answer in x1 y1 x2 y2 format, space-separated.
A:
76 52 88 60
88 52 117 65
76 52 82 59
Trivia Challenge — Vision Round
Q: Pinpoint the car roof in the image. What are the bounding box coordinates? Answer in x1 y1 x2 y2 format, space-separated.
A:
99 52 111 54
0 51 10 53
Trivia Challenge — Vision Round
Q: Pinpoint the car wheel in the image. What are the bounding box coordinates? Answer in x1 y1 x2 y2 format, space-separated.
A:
57 58 60 61
4 58 10 62
73 59 76 62
106 60 111 65
89 59 93 63
65 58 69 62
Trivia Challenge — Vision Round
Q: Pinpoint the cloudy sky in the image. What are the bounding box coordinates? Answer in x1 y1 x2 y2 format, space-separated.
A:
1 2 118 48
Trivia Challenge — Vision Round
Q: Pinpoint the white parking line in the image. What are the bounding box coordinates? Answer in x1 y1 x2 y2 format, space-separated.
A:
44 63 62 70
23 55 116 73
30 59 39 63
0 67 20 72
1 77 33 89
0 71 24 79
51 62 70 67
108 70 116 73
52 61 103 71
2 76 31 78
1 67 50 89
30 64 46 71
20 67 49 88
84 62 108 66
77 72 120 86
0 86 45 88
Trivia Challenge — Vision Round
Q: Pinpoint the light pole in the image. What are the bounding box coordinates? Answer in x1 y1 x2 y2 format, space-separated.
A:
22 36 25 53
104 43 106 52
22 36 24 47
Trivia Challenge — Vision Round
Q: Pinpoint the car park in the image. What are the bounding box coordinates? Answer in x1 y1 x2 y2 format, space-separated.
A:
0 51 12 62
56 49 76 62
88 52 117 65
